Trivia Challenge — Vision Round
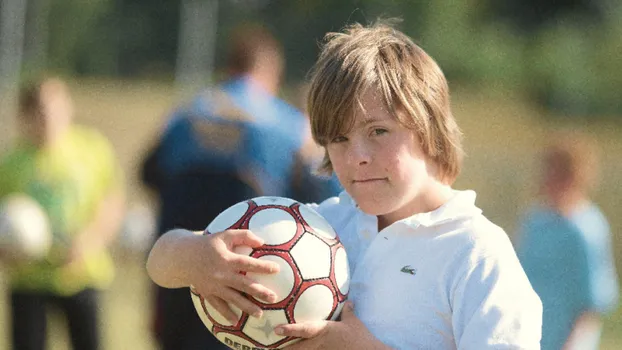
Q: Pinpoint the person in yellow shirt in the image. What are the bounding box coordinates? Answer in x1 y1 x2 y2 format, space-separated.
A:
0 77 125 350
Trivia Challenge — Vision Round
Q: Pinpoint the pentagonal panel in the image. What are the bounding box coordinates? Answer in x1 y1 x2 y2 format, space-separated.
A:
290 233 331 280
298 205 337 240
334 247 350 295
248 255 294 304
293 284 334 323
207 201 249 233
249 208 297 245
243 309 288 346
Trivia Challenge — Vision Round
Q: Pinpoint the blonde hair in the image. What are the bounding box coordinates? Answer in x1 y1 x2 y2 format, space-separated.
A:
307 21 463 183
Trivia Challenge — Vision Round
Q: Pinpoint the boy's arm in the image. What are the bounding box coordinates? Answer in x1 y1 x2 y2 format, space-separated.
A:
146 228 280 321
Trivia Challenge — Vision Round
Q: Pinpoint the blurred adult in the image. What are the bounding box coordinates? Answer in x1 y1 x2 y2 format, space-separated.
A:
0 77 126 350
142 23 338 349
515 132 619 350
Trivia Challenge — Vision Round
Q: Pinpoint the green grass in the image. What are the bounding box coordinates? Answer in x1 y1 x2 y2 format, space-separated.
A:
0 79 620 349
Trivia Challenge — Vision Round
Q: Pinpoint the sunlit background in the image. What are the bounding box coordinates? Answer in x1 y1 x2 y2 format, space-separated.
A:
1 0 621 349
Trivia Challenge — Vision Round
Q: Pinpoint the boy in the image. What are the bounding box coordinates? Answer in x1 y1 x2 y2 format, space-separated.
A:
147 21 542 349
516 132 618 350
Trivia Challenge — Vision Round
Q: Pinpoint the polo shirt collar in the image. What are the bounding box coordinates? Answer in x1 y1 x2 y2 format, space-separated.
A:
339 189 482 229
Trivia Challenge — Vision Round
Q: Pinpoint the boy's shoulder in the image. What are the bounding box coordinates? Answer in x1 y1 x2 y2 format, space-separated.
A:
430 210 515 268
308 192 357 227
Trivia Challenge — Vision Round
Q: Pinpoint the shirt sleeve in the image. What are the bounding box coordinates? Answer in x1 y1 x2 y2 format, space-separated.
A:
577 214 619 314
451 249 543 349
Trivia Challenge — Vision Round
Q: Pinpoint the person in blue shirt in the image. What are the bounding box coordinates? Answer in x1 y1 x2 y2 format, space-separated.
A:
141 23 340 350
516 131 619 350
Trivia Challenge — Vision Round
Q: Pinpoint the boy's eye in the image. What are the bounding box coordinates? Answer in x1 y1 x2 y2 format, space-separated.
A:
373 128 388 136
331 135 348 143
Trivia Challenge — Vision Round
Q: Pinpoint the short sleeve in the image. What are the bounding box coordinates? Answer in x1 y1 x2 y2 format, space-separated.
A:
452 251 543 349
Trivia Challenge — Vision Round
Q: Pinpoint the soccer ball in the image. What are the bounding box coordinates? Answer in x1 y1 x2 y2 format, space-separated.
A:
0 193 52 261
190 196 350 349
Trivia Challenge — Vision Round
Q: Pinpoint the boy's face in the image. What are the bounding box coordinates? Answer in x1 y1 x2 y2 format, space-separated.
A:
326 89 438 224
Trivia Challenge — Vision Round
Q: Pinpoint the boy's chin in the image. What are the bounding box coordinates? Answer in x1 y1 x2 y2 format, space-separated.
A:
355 199 391 217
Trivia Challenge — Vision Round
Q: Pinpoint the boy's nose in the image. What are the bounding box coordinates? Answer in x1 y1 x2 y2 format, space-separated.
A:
348 141 371 166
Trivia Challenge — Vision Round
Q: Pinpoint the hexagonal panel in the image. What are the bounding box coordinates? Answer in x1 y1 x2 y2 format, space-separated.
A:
298 205 337 240
293 284 334 323
334 247 350 295
249 208 297 245
248 255 294 304
290 233 331 280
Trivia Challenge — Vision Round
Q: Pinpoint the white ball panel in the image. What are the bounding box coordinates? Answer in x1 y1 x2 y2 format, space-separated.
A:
247 255 294 304
243 309 288 346
298 205 337 239
207 202 249 234
190 291 214 331
249 209 297 245
334 247 350 295
290 234 331 280
293 285 334 323
252 196 298 207
233 245 253 256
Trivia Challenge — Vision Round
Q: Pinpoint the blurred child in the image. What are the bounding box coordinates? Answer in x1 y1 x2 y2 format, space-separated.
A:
146 21 543 349
0 77 125 350
516 132 619 350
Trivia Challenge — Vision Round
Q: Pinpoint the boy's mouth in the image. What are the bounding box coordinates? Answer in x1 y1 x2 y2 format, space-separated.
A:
352 177 387 183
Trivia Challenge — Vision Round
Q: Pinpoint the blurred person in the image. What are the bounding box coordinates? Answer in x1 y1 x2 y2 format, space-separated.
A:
0 77 126 350
516 132 619 350
142 23 336 349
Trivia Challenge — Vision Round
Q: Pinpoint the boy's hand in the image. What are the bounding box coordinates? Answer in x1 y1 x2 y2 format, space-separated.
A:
188 229 280 323
273 302 389 350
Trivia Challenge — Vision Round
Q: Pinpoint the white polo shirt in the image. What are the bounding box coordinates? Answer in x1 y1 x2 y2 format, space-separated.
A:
312 190 542 350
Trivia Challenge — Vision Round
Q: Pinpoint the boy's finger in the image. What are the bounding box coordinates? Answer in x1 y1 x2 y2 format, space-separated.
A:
226 229 265 248
229 274 278 303
231 254 280 274
204 295 241 325
274 321 327 338
224 287 264 319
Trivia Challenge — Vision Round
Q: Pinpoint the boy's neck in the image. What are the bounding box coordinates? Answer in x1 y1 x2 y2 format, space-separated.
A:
377 181 453 231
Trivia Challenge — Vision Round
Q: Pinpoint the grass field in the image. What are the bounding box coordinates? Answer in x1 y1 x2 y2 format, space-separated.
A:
0 79 621 349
